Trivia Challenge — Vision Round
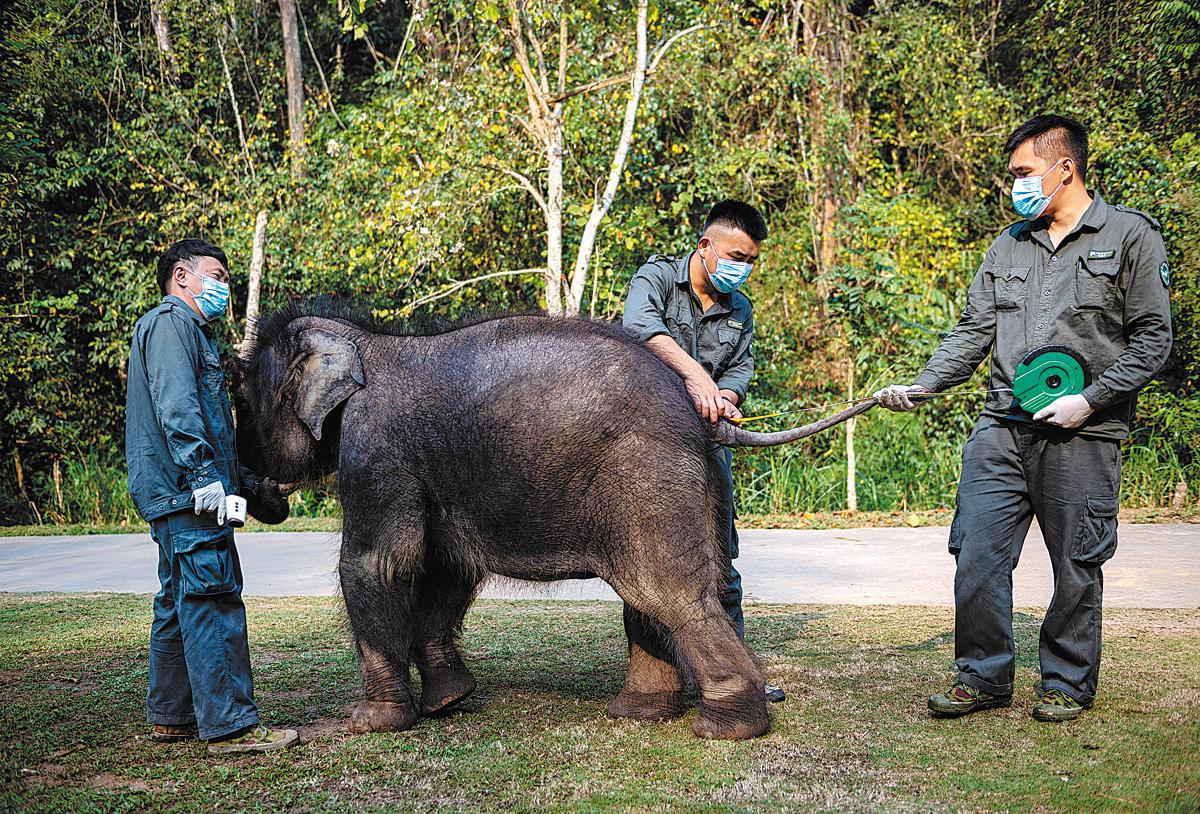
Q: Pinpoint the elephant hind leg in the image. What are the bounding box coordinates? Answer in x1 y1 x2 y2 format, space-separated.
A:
609 605 686 721
411 554 482 716
606 552 767 739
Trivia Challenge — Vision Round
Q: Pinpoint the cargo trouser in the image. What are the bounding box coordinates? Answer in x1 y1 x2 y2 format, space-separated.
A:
709 444 745 638
146 510 260 740
950 419 1121 706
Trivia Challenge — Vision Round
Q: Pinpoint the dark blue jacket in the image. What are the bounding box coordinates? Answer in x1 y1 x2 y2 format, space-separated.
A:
125 296 241 521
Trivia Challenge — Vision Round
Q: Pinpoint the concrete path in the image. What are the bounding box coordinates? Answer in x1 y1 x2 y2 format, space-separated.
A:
1 524 1196 607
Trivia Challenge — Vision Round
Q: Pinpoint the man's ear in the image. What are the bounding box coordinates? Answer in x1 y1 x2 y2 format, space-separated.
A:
1060 157 1076 182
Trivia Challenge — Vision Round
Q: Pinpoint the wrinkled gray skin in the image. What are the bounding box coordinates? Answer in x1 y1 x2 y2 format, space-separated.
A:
236 300 840 740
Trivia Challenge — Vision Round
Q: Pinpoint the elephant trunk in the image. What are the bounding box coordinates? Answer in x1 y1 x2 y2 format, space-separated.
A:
711 399 879 447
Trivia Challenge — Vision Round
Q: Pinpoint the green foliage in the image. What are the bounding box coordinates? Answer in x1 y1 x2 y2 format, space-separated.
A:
2 0 1198 524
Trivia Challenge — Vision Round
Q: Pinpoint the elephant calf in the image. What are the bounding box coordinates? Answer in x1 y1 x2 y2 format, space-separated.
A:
236 299 782 739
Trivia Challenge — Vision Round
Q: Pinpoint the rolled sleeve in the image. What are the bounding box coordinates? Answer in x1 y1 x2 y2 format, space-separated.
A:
142 314 219 490
622 266 673 342
716 315 754 402
914 253 998 392
1080 227 1173 410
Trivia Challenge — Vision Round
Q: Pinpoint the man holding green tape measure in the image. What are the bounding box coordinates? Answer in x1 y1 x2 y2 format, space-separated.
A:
875 115 1172 722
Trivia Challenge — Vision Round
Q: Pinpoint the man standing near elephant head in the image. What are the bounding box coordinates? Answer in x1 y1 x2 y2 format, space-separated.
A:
875 116 1172 721
623 200 785 704
125 238 298 754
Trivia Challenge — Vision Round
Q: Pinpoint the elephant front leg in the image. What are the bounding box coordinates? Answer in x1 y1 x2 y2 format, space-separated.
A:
349 640 420 733
411 567 479 716
338 541 422 734
413 638 476 716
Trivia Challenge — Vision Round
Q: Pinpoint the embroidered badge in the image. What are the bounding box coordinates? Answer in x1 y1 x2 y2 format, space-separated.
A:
727 319 744 329
1160 261 1170 288
1088 249 1115 260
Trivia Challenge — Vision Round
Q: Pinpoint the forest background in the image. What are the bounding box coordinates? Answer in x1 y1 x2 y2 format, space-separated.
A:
2 0 1198 527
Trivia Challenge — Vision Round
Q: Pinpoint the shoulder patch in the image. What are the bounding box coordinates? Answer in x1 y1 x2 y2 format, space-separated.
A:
1113 204 1161 231
645 254 678 265
1160 261 1170 289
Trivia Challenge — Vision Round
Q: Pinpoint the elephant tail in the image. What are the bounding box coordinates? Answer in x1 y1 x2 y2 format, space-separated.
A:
711 399 879 447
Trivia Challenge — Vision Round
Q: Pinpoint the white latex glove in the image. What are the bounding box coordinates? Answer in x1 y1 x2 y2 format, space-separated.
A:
1033 394 1094 428
192 480 227 525
873 384 930 412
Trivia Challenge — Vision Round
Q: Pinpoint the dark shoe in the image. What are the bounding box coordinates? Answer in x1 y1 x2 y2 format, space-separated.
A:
1032 688 1086 722
151 723 198 742
928 682 1011 718
207 724 299 755
764 683 786 703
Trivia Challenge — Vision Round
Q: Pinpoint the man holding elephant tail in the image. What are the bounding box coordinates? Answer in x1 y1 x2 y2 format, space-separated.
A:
875 115 1172 722
125 239 298 755
623 200 785 704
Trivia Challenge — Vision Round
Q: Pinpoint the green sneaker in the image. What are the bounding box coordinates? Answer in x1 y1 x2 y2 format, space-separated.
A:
1032 689 1086 722
206 724 299 755
928 682 1012 718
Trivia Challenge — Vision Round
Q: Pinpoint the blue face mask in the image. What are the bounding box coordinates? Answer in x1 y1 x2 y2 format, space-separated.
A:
1010 158 1066 220
702 242 754 293
184 269 230 321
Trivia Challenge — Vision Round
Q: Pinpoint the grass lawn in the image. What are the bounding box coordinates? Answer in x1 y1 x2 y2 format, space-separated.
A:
1 595 1197 813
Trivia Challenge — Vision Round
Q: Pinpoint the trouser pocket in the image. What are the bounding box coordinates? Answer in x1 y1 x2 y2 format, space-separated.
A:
948 496 964 555
1070 496 1119 565
171 523 238 596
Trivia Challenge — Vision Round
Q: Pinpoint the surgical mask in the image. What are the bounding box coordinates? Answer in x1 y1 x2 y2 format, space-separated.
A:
183 269 230 321
1010 158 1066 220
701 243 753 293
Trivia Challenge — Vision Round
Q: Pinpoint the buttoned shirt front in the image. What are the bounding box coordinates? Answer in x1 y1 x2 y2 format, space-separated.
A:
622 253 755 402
914 192 1173 440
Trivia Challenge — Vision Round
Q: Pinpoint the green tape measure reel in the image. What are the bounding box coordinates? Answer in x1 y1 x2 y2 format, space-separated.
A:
1012 345 1090 414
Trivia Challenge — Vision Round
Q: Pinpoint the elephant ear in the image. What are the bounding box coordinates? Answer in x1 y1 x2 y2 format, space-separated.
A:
291 329 365 441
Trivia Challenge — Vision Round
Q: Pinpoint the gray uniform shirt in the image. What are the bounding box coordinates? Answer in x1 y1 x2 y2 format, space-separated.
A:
913 192 1173 440
622 253 755 402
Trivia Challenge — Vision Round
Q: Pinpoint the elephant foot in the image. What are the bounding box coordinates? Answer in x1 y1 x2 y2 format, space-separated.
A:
608 689 686 721
348 700 419 734
691 701 770 740
419 668 477 717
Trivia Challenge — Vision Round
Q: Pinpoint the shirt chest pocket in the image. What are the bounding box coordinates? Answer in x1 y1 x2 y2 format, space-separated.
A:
1075 255 1120 310
714 328 742 369
200 352 225 395
664 308 694 352
990 265 1030 309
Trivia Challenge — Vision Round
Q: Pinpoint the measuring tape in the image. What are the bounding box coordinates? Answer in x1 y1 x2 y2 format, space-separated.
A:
1011 345 1090 414
732 344 1089 425
731 388 1013 425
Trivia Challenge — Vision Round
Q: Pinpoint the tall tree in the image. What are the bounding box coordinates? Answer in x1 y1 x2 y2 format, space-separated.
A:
278 0 305 174
148 1 179 79
499 0 700 315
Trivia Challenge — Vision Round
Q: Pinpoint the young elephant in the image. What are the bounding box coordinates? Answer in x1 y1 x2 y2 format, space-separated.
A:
236 299 806 740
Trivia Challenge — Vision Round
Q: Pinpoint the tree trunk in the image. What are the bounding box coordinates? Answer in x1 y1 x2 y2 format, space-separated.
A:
243 209 269 352
278 0 305 174
845 361 858 513
149 1 179 78
544 118 565 316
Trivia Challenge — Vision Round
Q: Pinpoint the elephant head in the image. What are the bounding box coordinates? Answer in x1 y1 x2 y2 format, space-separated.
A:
236 319 365 484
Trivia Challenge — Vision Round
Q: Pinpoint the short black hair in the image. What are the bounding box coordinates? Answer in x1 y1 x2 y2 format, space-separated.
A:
156 239 228 295
1004 115 1089 180
704 200 768 243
